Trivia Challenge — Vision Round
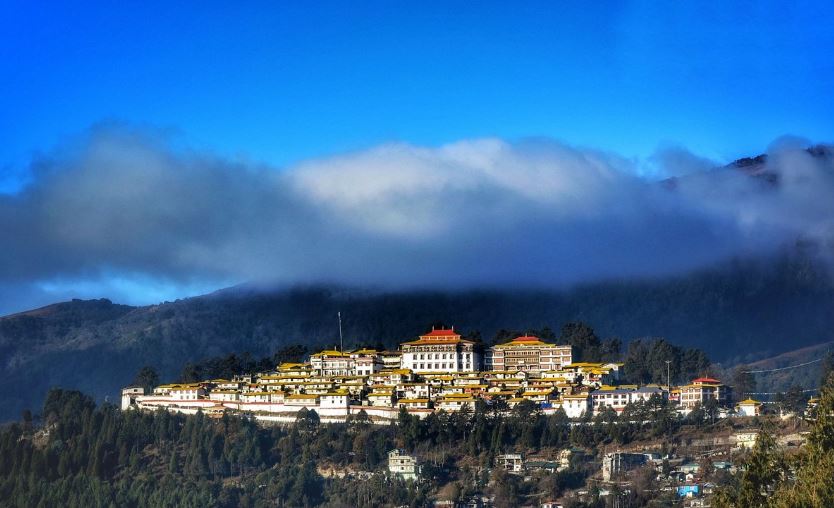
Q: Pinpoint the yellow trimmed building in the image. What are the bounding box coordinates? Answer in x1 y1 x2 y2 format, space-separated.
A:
736 398 762 417
401 327 480 373
485 335 572 373
310 350 352 376
680 377 730 409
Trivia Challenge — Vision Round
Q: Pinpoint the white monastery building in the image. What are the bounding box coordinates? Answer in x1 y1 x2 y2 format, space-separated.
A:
400 327 481 373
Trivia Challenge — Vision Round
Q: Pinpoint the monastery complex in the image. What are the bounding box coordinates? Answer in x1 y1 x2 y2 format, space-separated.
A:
122 327 732 424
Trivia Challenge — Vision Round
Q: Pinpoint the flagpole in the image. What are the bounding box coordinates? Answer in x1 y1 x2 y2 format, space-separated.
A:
338 311 344 352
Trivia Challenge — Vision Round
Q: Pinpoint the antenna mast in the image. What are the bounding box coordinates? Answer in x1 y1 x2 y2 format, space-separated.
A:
338 311 344 352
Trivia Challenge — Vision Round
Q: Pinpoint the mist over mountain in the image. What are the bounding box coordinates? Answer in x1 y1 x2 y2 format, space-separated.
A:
1 250 833 422
2 127 833 315
3 130 834 422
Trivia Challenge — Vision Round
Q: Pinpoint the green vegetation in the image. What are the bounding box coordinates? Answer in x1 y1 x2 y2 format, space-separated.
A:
488 323 621 362
714 373 834 507
622 338 711 385
179 347 309 383
5 373 830 507
2 253 833 422
0 387 697 507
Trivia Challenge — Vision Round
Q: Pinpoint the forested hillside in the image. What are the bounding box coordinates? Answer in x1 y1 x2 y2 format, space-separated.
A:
4 376 834 507
1 253 833 422
0 387 690 507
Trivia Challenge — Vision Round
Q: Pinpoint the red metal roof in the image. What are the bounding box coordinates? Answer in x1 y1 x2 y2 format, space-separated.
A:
692 377 721 384
513 335 541 342
421 328 459 337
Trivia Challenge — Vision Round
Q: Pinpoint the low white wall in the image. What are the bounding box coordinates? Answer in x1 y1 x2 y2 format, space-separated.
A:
131 396 433 423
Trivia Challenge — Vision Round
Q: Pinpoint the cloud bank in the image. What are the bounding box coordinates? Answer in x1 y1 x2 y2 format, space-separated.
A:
1 126 833 314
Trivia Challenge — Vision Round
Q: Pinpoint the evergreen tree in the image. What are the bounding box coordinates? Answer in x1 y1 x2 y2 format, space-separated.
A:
713 424 787 507
819 350 834 388
559 322 601 361
732 366 757 402
773 372 834 507
132 366 160 394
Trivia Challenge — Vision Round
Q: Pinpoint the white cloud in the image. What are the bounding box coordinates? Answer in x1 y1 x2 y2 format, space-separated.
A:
0 125 832 314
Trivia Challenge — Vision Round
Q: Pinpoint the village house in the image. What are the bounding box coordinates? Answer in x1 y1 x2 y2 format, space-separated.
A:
256 375 285 391
483 389 519 403
400 382 431 399
564 363 621 387
212 379 241 390
591 387 633 412
240 391 271 403
367 389 395 407
602 452 647 481
209 389 240 402
525 458 559 473
350 349 383 376
422 374 454 389
591 385 666 413
452 373 485 386
541 370 577 383
733 430 759 450
170 384 206 400
380 351 403 370
521 388 557 404
398 398 431 409
310 350 353 376
736 398 762 417
336 380 365 396
277 362 307 372
388 449 421 481
496 453 525 473
438 385 465 396
153 384 175 396
375 370 415 388
285 393 320 406
320 390 350 409
562 392 591 418
437 393 475 411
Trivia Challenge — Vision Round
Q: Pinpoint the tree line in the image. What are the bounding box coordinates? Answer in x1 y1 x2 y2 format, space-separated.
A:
0 382 739 508
714 372 834 507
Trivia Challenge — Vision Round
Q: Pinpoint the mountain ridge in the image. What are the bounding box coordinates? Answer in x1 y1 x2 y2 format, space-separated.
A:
1 251 833 422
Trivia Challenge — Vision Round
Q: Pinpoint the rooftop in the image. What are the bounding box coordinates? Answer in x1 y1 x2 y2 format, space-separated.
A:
493 335 559 348
311 350 349 357
422 327 459 337
401 326 475 346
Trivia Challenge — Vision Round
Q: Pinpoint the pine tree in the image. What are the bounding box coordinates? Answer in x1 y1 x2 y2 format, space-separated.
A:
773 373 834 507
168 448 178 475
713 424 787 508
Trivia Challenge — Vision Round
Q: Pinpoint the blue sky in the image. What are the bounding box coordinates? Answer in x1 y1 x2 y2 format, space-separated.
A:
2 1 832 190
1 2 834 313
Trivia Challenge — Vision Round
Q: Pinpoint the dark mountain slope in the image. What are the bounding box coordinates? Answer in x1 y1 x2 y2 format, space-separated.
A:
1 253 833 422
728 340 834 397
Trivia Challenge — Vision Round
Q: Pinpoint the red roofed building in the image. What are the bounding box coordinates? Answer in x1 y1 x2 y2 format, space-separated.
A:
486 335 573 372
401 327 481 373
680 377 730 409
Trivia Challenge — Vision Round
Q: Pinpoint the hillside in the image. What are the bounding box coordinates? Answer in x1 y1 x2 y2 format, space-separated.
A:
1 252 833 422
733 340 834 397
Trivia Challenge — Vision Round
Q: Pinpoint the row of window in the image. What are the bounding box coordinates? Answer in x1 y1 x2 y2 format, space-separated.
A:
416 352 458 360
416 363 459 370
